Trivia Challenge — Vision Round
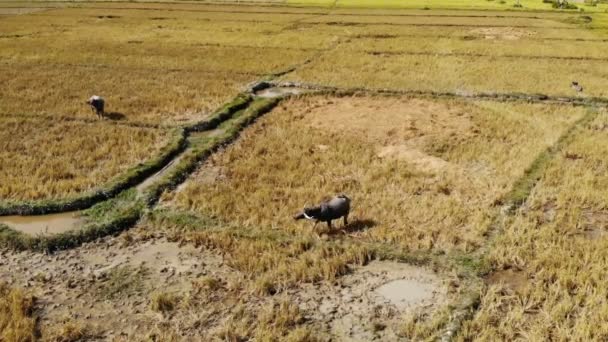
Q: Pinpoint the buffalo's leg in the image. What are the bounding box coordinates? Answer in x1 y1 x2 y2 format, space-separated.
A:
327 220 332 230
343 214 349 227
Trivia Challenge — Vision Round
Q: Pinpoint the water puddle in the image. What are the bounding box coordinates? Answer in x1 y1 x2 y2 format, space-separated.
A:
199 128 225 139
0 212 84 236
374 278 435 310
136 154 184 194
254 87 307 98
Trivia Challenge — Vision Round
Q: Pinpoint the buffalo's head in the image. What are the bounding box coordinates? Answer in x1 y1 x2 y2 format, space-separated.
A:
293 205 321 220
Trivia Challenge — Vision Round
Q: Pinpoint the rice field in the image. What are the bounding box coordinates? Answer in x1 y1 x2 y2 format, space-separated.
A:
2 1 608 340
0 116 174 201
0 283 37 341
168 95 586 252
460 109 608 340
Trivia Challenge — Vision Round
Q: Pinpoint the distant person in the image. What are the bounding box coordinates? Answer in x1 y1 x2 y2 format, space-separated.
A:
86 95 105 118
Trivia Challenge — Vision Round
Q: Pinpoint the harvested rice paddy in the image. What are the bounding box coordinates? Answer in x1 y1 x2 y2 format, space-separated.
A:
169 95 587 252
2 1 608 340
0 116 174 201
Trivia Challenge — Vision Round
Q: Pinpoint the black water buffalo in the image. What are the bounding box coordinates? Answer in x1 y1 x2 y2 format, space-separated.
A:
86 95 105 118
294 194 351 230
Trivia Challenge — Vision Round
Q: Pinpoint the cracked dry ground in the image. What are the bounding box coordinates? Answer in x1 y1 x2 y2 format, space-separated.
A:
0 223 451 341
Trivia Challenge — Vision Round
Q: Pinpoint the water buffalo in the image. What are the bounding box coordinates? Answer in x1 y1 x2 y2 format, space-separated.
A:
294 194 351 230
86 95 105 118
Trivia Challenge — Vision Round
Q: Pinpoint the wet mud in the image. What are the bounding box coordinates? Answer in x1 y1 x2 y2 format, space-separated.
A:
254 86 307 98
0 212 84 235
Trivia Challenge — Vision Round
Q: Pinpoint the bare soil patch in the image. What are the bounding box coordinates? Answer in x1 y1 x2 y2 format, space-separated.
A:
0 233 215 339
255 86 308 98
580 209 608 240
485 269 530 294
295 260 447 341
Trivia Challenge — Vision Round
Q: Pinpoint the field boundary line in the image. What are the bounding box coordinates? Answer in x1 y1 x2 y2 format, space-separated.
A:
142 96 282 207
268 29 345 78
351 33 608 43
0 112 171 130
364 49 608 62
0 60 264 77
271 81 608 106
302 21 579 29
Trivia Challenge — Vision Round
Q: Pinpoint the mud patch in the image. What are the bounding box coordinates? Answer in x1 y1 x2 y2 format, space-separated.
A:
375 279 435 309
255 87 307 98
486 269 529 293
579 210 608 240
537 200 557 224
195 165 224 185
582 209 608 227
295 261 447 341
0 235 221 339
469 27 535 40
0 212 84 235
200 127 226 139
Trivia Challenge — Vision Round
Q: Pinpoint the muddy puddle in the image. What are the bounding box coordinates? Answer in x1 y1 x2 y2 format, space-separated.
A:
295 260 447 341
0 212 84 236
255 87 307 98
136 153 185 194
375 278 435 309
198 127 225 138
